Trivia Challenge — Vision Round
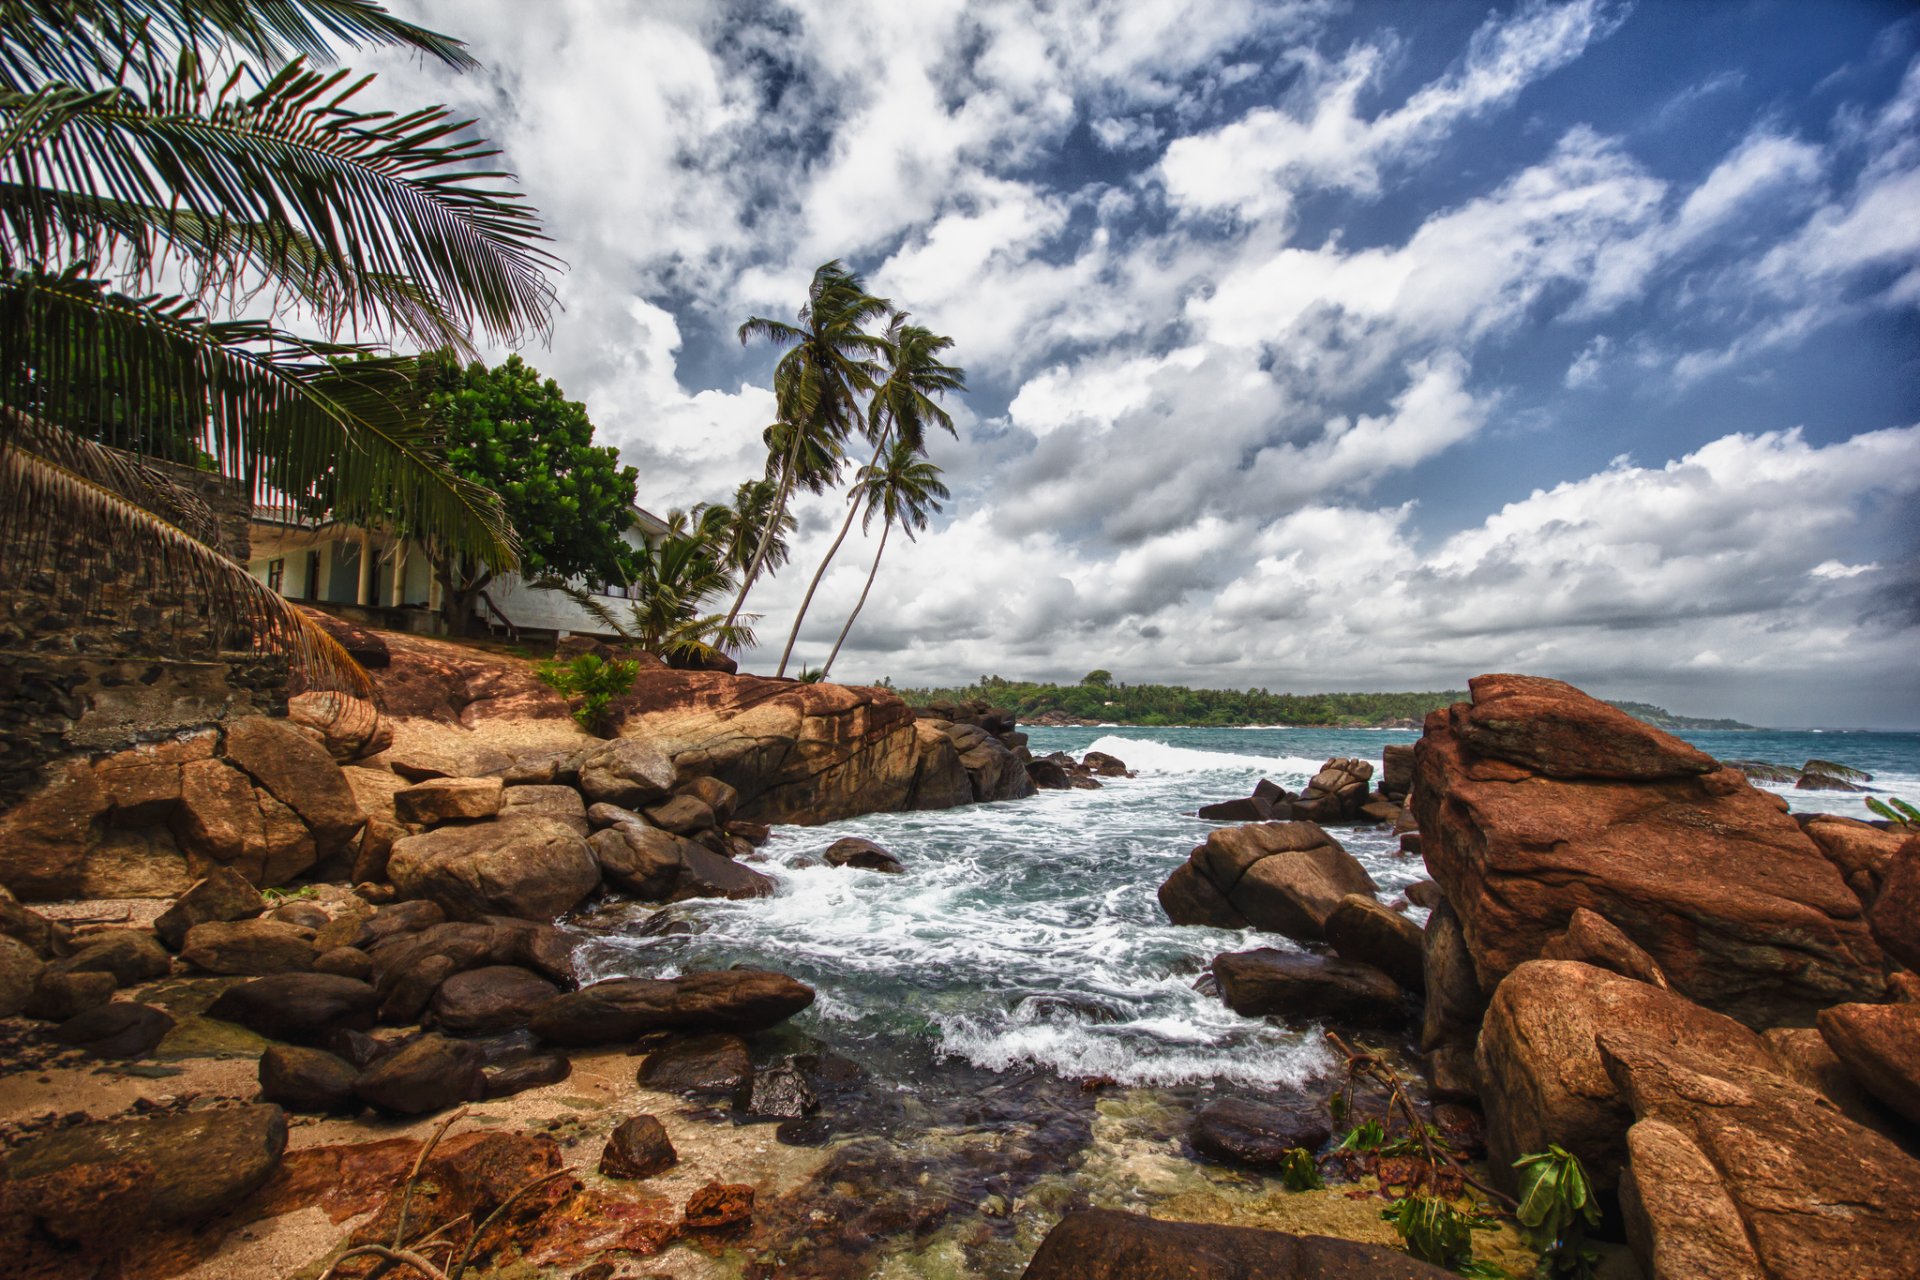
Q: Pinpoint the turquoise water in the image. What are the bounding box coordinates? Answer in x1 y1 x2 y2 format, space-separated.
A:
574 723 1920 1091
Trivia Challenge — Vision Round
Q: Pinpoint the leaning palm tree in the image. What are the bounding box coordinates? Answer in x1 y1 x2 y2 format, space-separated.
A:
717 477 796 582
0 1 553 693
773 313 962 676
724 261 890 636
819 439 949 681
621 531 756 666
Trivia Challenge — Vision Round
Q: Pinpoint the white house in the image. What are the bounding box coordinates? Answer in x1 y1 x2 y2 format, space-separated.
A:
246 504 668 640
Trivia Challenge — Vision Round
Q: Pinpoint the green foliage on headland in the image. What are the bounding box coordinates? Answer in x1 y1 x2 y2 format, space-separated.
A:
894 676 1757 731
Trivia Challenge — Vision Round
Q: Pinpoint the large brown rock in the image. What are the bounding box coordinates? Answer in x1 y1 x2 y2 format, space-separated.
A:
1869 834 1920 970
1324 894 1424 992
180 918 317 975
1160 822 1376 941
637 1032 753 1094
1475 960 1777 1193
1419 899 1485 1054
0 884 72 957
0 937 45 1017
588 823 774 901
578 739 678 809
1762 1026 1900 1134
52 931 171 987
393 776 504 826
258 1044 360 1112
1816 1001 1920 1125
387 816 601 921
1212 949 1407 1024
1803 815 1905 888
1539 906 1670 990
1603 1032 1920 1280
153 866 267 950
1 1105 287 1227
531 970 815 1045
499 783 589 835
428 964 559 1036
1019 1208 1453 1279
222 716 365 859
206 972 379 1043
1189 1097 1332 1169
353 1034 486 1115
1414 675 1885 1027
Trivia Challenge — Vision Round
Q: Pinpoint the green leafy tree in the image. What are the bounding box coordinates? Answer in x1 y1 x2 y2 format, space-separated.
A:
0 0 553 688
419 352 637 634
1082 669 1114 688
818 437 948 681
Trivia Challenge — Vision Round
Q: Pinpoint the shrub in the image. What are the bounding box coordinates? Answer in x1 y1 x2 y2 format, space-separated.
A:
1513 1145 1602 1277
536 653 638 734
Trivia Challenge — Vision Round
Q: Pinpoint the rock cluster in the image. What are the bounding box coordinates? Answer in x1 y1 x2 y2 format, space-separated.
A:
1196 756 1400 826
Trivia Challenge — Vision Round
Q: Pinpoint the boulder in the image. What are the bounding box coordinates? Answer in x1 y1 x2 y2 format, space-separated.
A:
1762 1026 1898 1133
1869 835 1920 970
1160 822 1376 941
313 945 375 983
822 836 904 874
353 1033 487 1115
1404 879 1443 909
727 819 772 846
1084 751 1129 777
53 932 171 988
1019 1209 1453 1279
1323 894 1424 992
258 1044 360 1112
590 823 689 899
673 845 776 901
941 722 1038 803
1196 796 1276 823
644 793 717 835
428 964 560 1036
1414 675 1886 1026
51 1002 175 1058
578 739 677 809
1540 907 1670 989
1190 1097 1332 1169
154 867 268 950
1292 758 1374 823
393 777 504 826
484 1053 572 1099
532 970 815 1045
222 715 366 859
1 1105 287 1228
379 735 517 782
387 817 601 921
601 1115 678 1179
499 784 590 835
180 918 316 975
25 969 115 1022
1380 744 1415 799
501 746 583 786
638 1033 754 1094
1420 900 1485 1054
1803 815 1904 889
1816 1002 1920 1125
351 816 406 884
1212 949 1406 1024
0 936 44 1017
0 885 72 957
1474 959 1777 1193
355 898 446 947
1603 1032 1920 1280
206 972 379 1043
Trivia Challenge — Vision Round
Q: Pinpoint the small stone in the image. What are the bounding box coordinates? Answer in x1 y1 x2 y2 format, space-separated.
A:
821 837 904 874
737 1057 817 1119
683 1180 753 1229
600 1114 677 1179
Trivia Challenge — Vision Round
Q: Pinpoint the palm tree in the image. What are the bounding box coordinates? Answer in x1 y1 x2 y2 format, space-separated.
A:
717 477 795 581
0 1 554 692
819 438 949 682
619 530 756 667
773 313 963 676
725 261 890 636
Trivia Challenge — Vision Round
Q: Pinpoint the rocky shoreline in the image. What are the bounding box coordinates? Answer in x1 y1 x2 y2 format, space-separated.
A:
0 640 1914 1277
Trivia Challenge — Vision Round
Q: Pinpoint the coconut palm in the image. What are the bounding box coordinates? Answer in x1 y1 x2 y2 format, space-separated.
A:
717 477 795 580
725 261 890 634
0 1 554 691
819 439 949 681
773 313 963 676
619 530 756 666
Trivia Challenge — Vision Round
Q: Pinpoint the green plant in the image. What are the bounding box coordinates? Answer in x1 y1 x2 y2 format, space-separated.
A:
1338 1118 1389 1153
796 665 826 683
1512 1145 1602 1278
262 885 319 904
1865 796 1919 827
536 654 637 734
1278 1147 1324 1191
1381 1194 1502 1273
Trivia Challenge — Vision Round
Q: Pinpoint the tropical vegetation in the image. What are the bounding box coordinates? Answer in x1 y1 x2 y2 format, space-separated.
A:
0 0 554 689
818 436 949 681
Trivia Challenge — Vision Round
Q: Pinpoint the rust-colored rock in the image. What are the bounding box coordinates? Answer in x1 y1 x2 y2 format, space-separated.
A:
683 1179 753 1228
393 776 504 825
1816 1001 1920 1125
1414 676 1884 1026
1870 834 1920 970
1540 906 1670 990
1159 821 1376 941
600 1115 677 1179
222 716 365 859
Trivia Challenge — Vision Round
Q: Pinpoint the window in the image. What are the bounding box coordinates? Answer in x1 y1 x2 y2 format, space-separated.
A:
266 558 285 593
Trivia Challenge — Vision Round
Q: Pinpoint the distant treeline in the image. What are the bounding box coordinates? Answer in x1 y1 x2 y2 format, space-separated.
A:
893 675 1756 731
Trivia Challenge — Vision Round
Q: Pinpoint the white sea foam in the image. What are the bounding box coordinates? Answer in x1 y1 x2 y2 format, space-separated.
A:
1081 734 1333 780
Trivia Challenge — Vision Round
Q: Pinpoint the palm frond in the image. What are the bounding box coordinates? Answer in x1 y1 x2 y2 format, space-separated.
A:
526 573 630 638
1 57 557 344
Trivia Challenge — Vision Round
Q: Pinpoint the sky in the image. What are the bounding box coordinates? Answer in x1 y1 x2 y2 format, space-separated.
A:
366 0 1920 728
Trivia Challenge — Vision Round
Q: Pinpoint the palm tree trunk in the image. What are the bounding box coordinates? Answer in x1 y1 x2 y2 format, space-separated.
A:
774 431 888 676
722 437 799 631
820 519 889 681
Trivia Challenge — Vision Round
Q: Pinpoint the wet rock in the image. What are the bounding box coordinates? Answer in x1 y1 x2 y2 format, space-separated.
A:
681 775 739 825
206 972 379 1043
1197 796 1277 823
52 1003 175 1058
428 964 560 1036
388 816 601 921
822 836 904 873
727 819 772 846
354 1033 486 1114
499 783 590 835
644 793 716 835
1213 948 1406 1024
1476 959 1777 1194
673 845 776 901
259 1044 360 1112
52 932 170 988
638 1032 754 1094
683 1179 753 1229
1404 879 1444 909
1540 906 1670 989
1020 1208 1453 1279
25 968 115 1022
0 935 44 1016
1084 751 1129 777
313 945 375 982
180 918 316 975
600 1114 677 1179
154 866 267 950
1604 1032 1920 1280
2 1105 287 1227
1816 1001 1920 1125
578 739 677 809
738 1057 817 1119
1190 1097 1332 1169
1291 758 1375 824
589 823 685 899
483 1052 571 1098
1160 821 1376 941
533 971 815 1045
1324 893 1425 992
393 776 504 826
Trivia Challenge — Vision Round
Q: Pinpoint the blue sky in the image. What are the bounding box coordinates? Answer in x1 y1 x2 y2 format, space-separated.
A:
375 1 1920 727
